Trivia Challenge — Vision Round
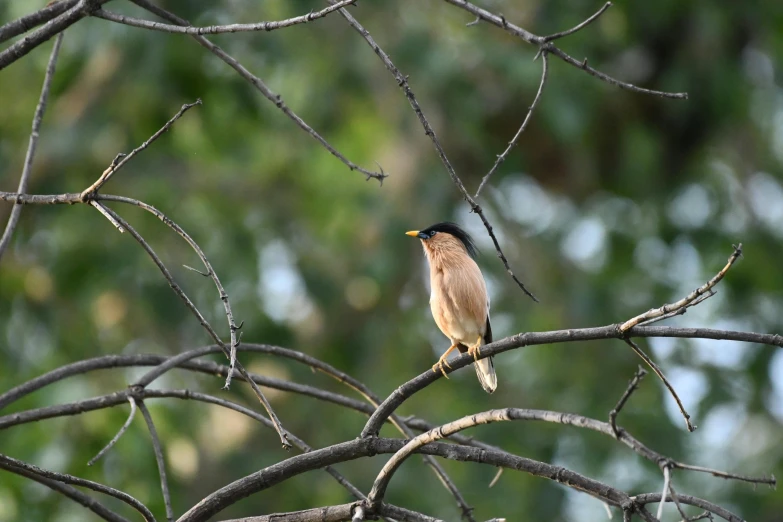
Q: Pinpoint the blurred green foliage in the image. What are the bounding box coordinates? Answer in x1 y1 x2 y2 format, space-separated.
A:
1 0 782 520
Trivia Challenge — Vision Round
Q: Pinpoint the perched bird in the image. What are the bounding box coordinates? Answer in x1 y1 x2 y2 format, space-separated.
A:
406 222 496 393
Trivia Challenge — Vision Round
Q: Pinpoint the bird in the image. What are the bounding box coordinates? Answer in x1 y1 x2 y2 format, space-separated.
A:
406 222 497 393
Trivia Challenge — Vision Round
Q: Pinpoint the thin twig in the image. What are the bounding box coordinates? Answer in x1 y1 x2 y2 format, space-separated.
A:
96 194 243 389
94 0 357 35
620 245 743 332
657 465 671 520
80 99 202 198
624 337 695 432
89 200 125 232
442 0 688 99
128 0 386 183
0 32 64 262
331 0 537 301
97 205 291 449
609 366 648 438
0 453 156 522
474 51 549 197
542 2 613 42
138 401 174 522
88 396 138 466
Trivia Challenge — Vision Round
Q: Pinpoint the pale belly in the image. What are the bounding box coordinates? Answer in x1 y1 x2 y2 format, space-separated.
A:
430 291 482 345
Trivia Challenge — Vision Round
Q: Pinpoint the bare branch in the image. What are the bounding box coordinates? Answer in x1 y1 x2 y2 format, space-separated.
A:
0 0 105 72
474 51 549 198
0 453 156 522
138 402 174 522
441 0 688 99
96 194 243 389
632 493 743 522
542 2 613 42
218 502 440 522
330 0 537 301
609 366 648 438
89 200 125 232
96 205 291 448
88 396 137 466
621 245 743 332
0 32 64 262
128 0 386 183
657 465 671 520
0 0 78 45
0 462 130 522
94 0 356 35
623 337 695 432
359 323 783 438
177 436 635 522
80 99 202 198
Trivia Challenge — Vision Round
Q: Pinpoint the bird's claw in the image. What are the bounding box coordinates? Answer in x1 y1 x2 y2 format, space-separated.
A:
432 358 451 378
468 344 480 362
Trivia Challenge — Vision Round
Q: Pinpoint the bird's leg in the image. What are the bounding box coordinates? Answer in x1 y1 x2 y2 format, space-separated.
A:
432 343 459 378
467 335 483 362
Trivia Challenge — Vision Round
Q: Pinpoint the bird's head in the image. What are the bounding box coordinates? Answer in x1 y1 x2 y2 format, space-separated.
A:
405 222 478 259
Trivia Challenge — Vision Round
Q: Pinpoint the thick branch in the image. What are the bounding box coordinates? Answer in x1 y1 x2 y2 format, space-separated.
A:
360 324 783 437
0 462 130 522
0 0 107 72
0 453 156 522
176 437 634 522
0 0 79 45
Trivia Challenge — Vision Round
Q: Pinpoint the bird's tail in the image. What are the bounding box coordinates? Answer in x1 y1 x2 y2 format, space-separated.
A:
474 356 497 394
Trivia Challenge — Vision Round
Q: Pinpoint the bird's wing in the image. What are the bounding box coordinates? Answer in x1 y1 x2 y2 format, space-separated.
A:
484 313 492 344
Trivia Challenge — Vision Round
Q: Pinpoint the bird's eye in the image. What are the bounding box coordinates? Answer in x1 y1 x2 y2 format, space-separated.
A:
429 231 438 238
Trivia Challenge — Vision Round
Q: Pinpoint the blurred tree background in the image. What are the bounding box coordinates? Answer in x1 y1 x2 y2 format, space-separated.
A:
1 0 782 520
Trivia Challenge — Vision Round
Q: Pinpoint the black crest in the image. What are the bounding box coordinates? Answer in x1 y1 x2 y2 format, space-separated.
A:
420 222 478 258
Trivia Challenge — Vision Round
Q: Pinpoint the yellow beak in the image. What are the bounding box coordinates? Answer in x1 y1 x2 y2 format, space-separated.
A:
405 230 420 237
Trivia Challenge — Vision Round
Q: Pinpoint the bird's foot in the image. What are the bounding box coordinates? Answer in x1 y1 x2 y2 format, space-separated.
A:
468 340 481 362
432 356 452 378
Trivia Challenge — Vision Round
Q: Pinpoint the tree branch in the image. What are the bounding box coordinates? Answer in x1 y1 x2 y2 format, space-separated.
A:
88 396 137 466
359 324 783 437
474 51 549 198
0 0 107 72
0 453 156 522
127 0 386 183
442 0 688 99
0 462 131 522
0 0 79 45
620 244 743 332
94 0 356 35
609 366 648 437
623 337 695 431
97 205 291 448
330 0 537 301
0 32 64 262
80 99 202 198
138 401 174 522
